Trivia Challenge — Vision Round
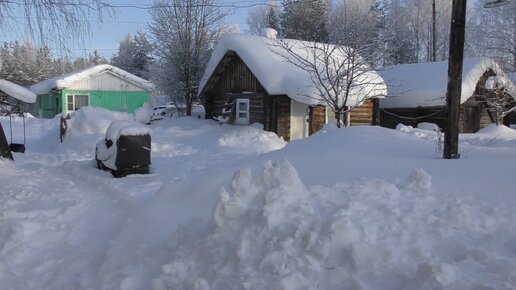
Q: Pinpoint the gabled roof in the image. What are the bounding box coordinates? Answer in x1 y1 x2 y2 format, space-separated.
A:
0 79 37 103
199 33 386 106
379 57 516 108
29 64 154 95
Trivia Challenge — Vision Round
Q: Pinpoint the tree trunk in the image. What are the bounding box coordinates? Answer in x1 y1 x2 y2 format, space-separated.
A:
335 111 343 128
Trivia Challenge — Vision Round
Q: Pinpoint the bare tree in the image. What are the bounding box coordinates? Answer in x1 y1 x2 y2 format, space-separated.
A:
467 0 516 72
0 0 113 48
149 0 228 116
271 38 386 128
483 77 516 126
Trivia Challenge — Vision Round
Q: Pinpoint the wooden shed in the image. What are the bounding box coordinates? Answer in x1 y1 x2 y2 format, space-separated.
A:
29 65 154 118
379 58 516 132
199 33 385 141
0 79 37 159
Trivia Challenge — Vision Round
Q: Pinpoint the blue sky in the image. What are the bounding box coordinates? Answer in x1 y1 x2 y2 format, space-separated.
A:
1 0 266 60
75 0 263 59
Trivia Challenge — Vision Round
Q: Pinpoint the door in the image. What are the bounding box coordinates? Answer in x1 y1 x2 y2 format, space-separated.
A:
235 98 250 125
462 106 480 133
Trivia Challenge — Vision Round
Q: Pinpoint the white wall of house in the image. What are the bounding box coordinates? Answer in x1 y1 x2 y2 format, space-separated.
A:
68 72 146 92
290 99 309 140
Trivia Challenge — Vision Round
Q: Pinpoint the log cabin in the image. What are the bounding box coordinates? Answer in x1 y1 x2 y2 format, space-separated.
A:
379 58 516 132
198 32 387 141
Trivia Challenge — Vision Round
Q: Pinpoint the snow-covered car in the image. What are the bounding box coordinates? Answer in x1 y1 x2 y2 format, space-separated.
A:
95 120 151 177
151 105 173 120
151 103 205 120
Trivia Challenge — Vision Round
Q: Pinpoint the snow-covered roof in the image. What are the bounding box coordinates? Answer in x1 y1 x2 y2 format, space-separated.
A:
0 79 37 103
199 33 386 106
379 57 516 108
29 64 154 94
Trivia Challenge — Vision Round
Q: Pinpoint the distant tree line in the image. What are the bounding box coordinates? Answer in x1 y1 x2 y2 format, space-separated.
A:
247 0 515 71
1 0 513 117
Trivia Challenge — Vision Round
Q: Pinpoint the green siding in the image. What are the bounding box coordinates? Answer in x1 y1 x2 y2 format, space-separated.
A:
61 89 150 115
37 93 59 118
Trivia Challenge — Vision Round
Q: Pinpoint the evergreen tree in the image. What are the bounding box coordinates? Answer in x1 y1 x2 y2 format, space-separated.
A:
112 33 136 73
133 31 153 79
279 0 330 42
88 50 106 65
266 6 280 31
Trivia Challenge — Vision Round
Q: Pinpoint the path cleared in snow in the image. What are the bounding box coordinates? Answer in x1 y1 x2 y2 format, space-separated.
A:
1 109 515 290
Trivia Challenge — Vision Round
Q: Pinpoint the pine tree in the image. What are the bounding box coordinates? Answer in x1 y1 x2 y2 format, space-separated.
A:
112 33 136 73
133 30 153 79
89 50 106 65
279 0 330 42
266 6 280 31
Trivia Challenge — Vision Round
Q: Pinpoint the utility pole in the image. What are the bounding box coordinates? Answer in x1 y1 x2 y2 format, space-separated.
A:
443 0 467 159
432 0 437 62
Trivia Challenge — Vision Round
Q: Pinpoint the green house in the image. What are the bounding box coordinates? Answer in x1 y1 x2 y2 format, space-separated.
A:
30 65 154 118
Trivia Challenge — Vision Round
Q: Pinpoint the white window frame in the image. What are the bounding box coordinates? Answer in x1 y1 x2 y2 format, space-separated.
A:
235 98 250 125
66 94 90 112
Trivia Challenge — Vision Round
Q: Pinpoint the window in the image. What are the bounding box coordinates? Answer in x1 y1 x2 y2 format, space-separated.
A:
66 94 89 112
235 98 250 125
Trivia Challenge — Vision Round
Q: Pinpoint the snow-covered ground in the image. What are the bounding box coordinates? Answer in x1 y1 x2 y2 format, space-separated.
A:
1 108 515 290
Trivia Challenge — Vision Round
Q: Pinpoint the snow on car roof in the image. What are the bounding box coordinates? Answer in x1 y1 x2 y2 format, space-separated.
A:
199 33 386 106
0 79 37 103
29 64 155 94
106 120 151 141
379 57 516 108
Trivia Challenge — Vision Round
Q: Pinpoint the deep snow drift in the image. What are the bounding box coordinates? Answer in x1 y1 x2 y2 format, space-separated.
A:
1 108 516 290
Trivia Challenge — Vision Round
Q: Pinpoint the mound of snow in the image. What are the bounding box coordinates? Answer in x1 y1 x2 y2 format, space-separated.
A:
154 160 516 290
134 102 153 124
476 124 516 136
417 122 440 132
66 106 133 136
217 123 286 154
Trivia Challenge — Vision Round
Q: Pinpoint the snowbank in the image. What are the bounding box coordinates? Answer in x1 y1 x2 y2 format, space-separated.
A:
154 160 516 290
66 106 134 137
217 123 286 154
134 102 153 124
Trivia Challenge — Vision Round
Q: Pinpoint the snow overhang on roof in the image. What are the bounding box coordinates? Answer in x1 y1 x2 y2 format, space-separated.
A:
29 64 155 95
199 33 387 106
0 79 37 103
379 57 516 108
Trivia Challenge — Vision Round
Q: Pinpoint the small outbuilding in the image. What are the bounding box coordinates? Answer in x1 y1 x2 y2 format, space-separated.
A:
29 64 154 118
199 33 386 141
0 79 37 159
379 58 516 132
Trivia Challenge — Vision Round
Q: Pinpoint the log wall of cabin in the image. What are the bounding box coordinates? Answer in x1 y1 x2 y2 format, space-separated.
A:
309 105 326 135
211 54 266 102
350 99 379 126
203 53 266 121
274 96 291 141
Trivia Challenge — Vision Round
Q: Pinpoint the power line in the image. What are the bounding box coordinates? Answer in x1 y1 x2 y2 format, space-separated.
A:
0 0 298 10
